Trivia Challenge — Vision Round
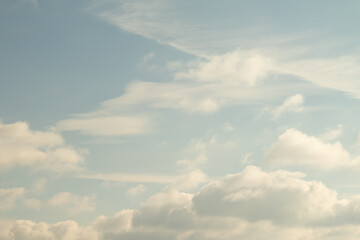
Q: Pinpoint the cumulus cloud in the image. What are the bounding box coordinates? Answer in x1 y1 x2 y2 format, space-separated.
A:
0 121 84 173
4 167 360 239
102 167 360 232
1 184 97 215
265 128 355 169
193 166 337 224
0 220 99 240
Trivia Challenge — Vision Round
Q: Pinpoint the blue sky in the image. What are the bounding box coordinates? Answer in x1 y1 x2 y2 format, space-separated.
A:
2 1 360 239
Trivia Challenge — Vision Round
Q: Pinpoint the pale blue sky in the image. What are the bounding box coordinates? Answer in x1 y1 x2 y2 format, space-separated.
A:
2 1 360 239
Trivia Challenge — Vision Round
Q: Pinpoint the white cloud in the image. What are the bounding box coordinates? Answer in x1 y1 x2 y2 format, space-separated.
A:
99 50 291 114
84 167 360 238
176 138 209 171
102 82 248 114
282 56 360 99
193 166 337 224
5 167 360 239
90 1 360 101
320 124 343 142
0 121 84 173
48 192 96 215
126 184 147 196
78 172 176 183
265 128 353 169
0 220 99 240
59 51 360 122
0 188 25 211
176 154 208 172
89 0 305 57
79 170 209 192
272 94 304 118
175 50 274 86
177 133 238 172
170 170 209 191
57 116 151 136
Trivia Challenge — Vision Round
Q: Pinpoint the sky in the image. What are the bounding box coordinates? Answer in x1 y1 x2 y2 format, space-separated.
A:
1 0 360 239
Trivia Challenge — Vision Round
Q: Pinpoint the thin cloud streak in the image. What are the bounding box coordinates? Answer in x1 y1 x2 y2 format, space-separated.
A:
78 172 178 183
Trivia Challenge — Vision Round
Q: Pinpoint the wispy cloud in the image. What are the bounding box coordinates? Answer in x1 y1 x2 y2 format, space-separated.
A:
89 0 360 101
78 172 177 183
270 94 305 118
89 0 307 57
57 116 151 136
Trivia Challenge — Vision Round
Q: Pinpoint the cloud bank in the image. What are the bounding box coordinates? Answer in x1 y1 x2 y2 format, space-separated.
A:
3 167 360 239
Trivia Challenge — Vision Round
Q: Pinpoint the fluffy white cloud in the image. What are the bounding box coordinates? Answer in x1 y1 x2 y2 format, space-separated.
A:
86 167 360 239
265 128 353 169
0 121 84 173
0 220 99 240
193 166 337 224
4 167 360 239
